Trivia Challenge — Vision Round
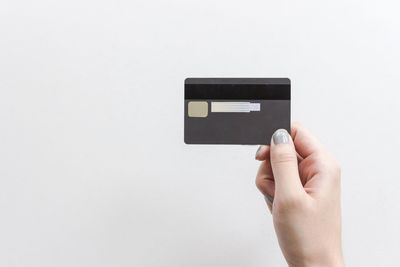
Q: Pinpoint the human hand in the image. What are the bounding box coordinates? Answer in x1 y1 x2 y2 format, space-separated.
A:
255 123 344 267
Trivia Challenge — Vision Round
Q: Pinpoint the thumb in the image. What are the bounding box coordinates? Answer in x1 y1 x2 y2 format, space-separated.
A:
270 129 304 200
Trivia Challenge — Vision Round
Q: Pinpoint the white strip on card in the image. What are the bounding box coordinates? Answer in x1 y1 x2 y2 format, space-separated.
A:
211 102 261 113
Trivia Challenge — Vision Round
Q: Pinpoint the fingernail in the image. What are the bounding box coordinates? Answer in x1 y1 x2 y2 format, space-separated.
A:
273 129 289 144
255 146 261 159
264 194 274 204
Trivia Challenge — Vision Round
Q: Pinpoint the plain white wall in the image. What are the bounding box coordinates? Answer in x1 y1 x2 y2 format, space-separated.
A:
1 0 399 266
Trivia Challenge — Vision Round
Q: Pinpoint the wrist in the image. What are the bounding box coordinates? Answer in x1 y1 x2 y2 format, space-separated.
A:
288 250 344 267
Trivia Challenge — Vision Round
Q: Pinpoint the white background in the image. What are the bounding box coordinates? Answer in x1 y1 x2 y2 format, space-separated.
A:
1 0 399 266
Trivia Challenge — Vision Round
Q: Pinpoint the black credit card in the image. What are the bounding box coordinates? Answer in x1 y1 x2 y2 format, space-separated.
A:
184 78 291 145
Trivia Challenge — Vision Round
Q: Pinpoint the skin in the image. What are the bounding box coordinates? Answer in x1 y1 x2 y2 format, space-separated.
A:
255 123 345 267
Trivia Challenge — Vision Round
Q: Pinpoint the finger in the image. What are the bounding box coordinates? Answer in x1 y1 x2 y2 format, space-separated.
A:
270 129 305 199
255 145 270 161
291 122 325 159
264 195 273 213
255 142 303 163
255 159 275 199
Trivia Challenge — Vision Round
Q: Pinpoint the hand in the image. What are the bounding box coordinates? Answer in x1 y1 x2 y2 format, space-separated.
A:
255 123 344 267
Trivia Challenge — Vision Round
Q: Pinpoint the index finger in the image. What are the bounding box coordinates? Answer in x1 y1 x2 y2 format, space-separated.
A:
291 122 324 158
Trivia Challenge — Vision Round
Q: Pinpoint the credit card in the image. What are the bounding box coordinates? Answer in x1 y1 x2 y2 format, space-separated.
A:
184 78 290 145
